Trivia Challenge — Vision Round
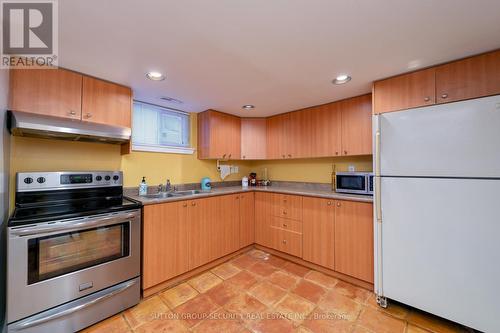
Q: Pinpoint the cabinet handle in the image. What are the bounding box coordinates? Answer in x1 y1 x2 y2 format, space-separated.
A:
344 150 348 155
235 196 239 199
283 210 287 215
242 155 246 159
228 153 232 159
424 96 430 102
335 151 339 155
283 199 287 203
337 202 341 207
282 240 287 244
183 203 188 207
68 110 76 116
327 201 332 206
283 223 288 227
287 154 292 158
222 154 226 159
85 113 92 118
282 154 286 159
441 93 448 99
191 202 196 206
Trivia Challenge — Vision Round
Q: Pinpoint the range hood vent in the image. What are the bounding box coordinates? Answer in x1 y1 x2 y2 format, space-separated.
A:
8 111 131 144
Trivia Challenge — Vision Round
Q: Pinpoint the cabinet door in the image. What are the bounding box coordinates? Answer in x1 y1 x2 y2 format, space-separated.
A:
340 94 373 156
187 198 216 269
241 118 267 159
266 115 281 159
255 192 273 247
228 114 241 159
81 76 132 127
373 68 436 114
302 197 335 270
9 68 82 119
334 200 374 283
143 201 188 289
436 50 500 104
310 103 342 157
239 193 255 248
289 110 312 158
217 194 241 256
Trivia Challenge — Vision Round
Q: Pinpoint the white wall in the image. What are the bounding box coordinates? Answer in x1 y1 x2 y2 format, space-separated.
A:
0 68 10 332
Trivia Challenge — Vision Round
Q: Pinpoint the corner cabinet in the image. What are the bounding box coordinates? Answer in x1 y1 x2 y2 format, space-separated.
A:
241 118 267 159
197 110 241 159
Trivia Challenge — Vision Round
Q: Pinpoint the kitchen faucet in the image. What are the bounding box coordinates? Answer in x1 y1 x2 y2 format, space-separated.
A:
165 179 172 192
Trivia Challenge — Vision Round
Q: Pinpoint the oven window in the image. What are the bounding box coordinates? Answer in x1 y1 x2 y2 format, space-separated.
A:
338 176 365 191
27 222 130 284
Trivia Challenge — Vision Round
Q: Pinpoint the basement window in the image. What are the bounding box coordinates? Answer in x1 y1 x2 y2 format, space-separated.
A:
132 101 194 154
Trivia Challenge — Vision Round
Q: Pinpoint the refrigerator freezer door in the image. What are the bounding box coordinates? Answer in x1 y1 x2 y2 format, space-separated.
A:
380 177 500 332
379 95 500 178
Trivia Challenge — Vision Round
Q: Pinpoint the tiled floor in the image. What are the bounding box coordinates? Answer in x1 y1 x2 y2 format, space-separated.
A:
81 250 472 333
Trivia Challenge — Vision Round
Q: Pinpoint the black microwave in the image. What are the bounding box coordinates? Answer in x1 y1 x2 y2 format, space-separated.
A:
335 172 373 195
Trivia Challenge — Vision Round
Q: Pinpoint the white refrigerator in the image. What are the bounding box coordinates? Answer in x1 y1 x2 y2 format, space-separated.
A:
373 95 500 333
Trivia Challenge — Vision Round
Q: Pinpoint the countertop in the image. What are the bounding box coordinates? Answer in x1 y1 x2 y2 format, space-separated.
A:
126 185 373 205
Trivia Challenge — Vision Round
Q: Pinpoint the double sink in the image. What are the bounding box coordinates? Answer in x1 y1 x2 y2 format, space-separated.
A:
142 190 203 199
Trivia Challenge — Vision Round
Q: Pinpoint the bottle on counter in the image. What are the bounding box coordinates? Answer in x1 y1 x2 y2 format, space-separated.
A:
139 176 148 196
242 176 248 188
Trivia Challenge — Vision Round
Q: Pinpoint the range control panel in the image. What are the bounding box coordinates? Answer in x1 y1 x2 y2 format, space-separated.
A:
17 171 123 192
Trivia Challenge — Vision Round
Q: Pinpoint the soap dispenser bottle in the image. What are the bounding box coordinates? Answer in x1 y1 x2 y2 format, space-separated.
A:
139 176 148 196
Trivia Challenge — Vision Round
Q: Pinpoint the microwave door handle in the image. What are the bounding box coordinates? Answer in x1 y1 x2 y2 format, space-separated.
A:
9 279 137 331
11 212 137 237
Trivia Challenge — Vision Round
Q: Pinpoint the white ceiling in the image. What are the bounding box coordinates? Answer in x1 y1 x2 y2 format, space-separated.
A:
59 0 500 117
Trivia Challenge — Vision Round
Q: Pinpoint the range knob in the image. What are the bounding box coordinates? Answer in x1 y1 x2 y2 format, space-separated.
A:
37 177 46 184
24 177 33 184
95 176 102 181
112 175 119 181
104 175 111 181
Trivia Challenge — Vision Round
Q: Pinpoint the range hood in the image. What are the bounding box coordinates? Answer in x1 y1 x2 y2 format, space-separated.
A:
8 111 131 144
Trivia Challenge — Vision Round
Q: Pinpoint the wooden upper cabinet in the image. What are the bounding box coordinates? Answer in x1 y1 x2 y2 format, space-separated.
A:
241 118 266 159
288 110 311 158
197 110 241 159
81 76 132 128
266 115 282 159
142 201 189 289
310 103 341 157
334 200 374 283
302 197 335 270
436 49 500 104
373 68 436 114
9 68 83 119
340 94 373 156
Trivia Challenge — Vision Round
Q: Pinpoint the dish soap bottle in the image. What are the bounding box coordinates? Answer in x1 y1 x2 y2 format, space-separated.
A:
139 176 148 196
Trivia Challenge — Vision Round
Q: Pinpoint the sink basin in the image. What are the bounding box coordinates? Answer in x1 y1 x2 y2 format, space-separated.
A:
142 190 205 199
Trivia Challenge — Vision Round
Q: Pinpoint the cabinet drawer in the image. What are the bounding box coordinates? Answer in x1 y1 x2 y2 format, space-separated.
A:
270 216 302 233
270 226 302 257
272 194 302 221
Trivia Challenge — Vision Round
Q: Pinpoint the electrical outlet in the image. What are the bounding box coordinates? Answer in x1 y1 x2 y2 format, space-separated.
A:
348 165 355 172
230 166 239 173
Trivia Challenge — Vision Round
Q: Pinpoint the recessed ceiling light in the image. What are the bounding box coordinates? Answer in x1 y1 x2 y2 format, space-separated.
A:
332 74 351 85
146 71 165 81
242 105 255 110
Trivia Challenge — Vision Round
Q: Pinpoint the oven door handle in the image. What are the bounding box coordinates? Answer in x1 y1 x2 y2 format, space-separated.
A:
9 279 138 331
10 212 138 237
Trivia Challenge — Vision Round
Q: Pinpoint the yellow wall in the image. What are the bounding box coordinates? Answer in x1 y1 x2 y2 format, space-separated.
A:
9 114 372 204
249 156 373 184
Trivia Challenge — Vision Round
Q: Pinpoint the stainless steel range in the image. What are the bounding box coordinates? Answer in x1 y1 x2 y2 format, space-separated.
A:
7 171 142 333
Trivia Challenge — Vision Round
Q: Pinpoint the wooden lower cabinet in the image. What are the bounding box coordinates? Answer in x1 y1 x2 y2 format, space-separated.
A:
302 197 335 270
239 193 255 247
187 197 217 269
334 200 374 283
255 192 273 247
272 193 303 221
270 226 302 257
217 194 241 257
143 201 188 289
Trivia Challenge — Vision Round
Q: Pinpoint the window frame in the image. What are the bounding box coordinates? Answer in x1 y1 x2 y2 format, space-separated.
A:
131 101 194 154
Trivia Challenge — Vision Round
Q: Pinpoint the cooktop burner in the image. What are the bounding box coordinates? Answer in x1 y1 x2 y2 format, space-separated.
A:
9 171 142 226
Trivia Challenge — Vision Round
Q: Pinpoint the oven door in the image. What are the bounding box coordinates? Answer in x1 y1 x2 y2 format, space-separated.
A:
7 209 141 324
